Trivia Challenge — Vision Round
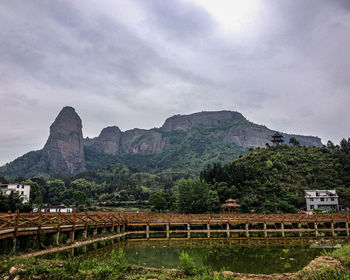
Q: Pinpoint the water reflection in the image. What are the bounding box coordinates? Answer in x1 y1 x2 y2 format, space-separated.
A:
45 237 348 274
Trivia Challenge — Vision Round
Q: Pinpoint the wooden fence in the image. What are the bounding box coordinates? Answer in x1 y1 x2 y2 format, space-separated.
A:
1 212 350 240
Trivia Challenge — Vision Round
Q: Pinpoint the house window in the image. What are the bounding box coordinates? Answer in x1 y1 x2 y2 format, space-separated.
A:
21 191 24 195
310 198 314 201
310 205 314 209
22 185 24 189
331 198 335 201
320 198 324 202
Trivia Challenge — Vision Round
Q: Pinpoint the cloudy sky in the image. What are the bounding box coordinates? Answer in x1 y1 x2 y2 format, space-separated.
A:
0 0 350 165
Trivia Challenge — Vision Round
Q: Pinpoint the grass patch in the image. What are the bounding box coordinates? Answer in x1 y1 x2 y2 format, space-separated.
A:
298 266 350 280
331 244 350 268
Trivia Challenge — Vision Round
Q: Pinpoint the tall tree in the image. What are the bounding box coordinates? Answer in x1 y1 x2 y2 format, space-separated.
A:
289 137 300 146
46 179 66 203
177 178 210 214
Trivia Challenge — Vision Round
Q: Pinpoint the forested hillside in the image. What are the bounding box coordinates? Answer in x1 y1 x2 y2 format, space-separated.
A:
200 139 350 213
2 138 349 214
0 164 170 211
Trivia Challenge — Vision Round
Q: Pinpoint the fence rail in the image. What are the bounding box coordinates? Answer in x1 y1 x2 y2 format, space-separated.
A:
124 213 350 225
0 212 349 240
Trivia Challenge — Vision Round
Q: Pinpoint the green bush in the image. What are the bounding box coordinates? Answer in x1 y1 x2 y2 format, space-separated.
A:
109 249 128 272
179 251 196 275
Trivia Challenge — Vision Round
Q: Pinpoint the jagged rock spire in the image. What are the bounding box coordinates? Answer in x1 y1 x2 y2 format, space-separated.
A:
43 106 85 174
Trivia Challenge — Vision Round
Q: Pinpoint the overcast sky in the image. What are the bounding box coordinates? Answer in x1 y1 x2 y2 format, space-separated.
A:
1 0 350 165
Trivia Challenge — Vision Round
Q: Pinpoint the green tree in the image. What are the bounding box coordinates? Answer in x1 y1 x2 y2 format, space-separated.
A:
0 176 8 184
177 178 210 213
46 179 66 203
119 190 129 201
0 192 9 212
70 178 92 193
73 190 87 207
289 137 300 146
209 190 220 212
8 191 23 212
149 192 169 212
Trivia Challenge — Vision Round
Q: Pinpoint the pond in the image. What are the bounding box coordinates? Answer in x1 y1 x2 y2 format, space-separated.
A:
46 236 346 274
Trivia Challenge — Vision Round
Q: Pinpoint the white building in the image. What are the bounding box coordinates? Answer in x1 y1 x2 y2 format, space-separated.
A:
305 190 339 212
33 203 73 213
0 184 31 203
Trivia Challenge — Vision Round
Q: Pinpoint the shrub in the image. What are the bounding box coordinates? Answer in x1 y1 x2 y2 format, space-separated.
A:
179 251 196 275
109 249 128 272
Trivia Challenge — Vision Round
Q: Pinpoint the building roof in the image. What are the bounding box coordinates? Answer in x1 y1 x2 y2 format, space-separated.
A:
305 190 338 197
222 198 240 208
43 203 71 209
272 132 283 137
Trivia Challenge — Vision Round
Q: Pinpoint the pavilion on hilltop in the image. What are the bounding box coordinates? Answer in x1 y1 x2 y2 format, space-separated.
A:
271 132 284 145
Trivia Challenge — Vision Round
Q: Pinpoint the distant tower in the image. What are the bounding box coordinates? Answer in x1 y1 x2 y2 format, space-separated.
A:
271 132 284 145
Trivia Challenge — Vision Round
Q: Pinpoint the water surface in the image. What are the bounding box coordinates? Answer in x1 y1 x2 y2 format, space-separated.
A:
46 237 346 274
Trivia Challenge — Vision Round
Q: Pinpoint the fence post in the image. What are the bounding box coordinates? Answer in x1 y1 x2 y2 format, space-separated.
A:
56 214 61 244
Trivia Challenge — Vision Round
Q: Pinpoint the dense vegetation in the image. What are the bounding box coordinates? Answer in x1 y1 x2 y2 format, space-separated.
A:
200 138 350 213
0 164 173 211
0 248 241 280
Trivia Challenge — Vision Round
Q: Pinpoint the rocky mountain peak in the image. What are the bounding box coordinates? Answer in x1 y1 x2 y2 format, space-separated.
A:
99 126 121 138
43 106 85 174
89 126 122 155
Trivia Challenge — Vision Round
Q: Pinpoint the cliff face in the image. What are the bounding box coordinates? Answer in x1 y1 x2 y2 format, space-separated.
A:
161 111 246 132
120 129 167 154
84 127 167 155
84 126 122 155
43 106 86 174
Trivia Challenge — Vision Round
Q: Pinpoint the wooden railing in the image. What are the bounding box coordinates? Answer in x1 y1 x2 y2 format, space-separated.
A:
0 211 127 235
0 212 349 240
124 213 350 225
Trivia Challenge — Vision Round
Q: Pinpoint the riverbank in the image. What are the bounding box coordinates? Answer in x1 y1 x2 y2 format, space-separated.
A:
1 243 350 279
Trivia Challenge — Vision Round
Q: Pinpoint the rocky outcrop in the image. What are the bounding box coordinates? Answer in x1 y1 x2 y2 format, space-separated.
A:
161 111 246 132
221 124 323 148
120 129 167 154
88 110 322 156
43 106 85 174
84 126 122 155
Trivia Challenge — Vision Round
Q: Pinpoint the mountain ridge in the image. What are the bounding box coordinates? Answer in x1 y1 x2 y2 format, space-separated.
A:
0 107 323 178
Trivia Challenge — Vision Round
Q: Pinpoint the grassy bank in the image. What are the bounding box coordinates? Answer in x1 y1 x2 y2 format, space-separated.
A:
2 244 350 279
0 250 238 280
295 245 350 280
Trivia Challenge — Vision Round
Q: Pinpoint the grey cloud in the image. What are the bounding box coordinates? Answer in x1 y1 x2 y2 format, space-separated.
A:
0 0 350 165
137 0 215 40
